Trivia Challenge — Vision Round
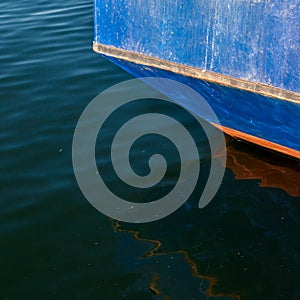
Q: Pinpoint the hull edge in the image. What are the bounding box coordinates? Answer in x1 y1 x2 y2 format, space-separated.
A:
93 42 300 104
93 42 300 160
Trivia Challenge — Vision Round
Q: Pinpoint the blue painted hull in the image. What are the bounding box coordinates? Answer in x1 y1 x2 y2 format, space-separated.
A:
93 0 300 158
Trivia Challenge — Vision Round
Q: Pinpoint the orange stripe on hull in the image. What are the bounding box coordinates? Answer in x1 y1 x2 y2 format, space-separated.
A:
214 124 300 160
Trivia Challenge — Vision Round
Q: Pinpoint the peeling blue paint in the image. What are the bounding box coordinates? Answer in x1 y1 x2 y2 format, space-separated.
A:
94 0 299 93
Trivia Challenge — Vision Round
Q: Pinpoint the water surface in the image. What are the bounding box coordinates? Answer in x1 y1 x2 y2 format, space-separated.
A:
1 1 299 299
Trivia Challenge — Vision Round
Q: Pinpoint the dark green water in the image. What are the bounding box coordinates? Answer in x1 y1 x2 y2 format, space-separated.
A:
1 1 299 299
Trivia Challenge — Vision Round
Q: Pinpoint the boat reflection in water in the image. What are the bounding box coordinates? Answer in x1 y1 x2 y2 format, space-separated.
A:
226 137 300 198
112 138 300 300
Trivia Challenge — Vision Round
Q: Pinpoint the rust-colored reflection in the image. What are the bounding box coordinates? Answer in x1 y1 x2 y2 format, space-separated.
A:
225 136 300 197
112 220 241 300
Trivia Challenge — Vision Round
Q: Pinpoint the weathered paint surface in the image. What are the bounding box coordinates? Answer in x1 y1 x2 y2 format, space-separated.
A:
105 55 300 154
94 0 299 93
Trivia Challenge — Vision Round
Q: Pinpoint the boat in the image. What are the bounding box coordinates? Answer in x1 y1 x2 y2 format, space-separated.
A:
93 0 300 159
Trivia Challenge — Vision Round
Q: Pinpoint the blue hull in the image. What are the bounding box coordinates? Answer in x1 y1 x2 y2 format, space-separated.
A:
93 0 300 158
